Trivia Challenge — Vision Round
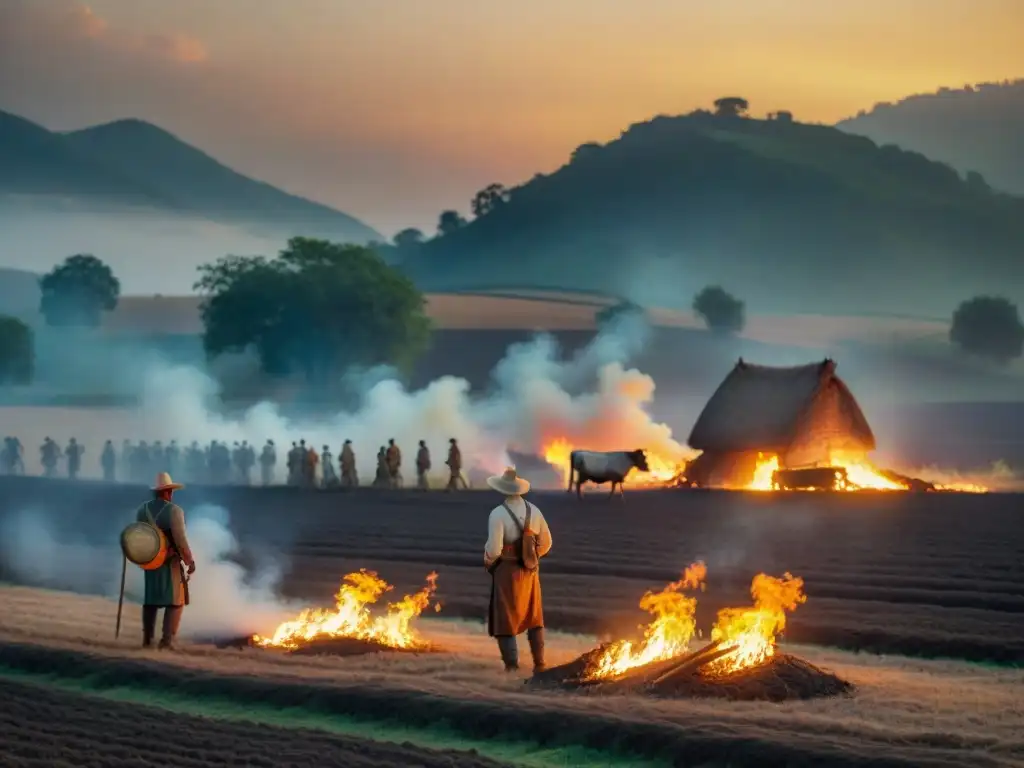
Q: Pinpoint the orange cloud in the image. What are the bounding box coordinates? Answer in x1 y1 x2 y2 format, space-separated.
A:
144 33 208 64
3 1 207 66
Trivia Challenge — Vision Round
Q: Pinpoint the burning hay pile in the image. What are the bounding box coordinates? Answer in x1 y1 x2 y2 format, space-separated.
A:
530 563 852 702
217 569 441 656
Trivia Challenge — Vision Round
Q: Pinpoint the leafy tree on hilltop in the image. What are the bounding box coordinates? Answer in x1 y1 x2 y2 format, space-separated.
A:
39 254 120 327
950 295 1024 364
393 228 425 249
713 97 749 118
693 286 745 334
0 315 33 384
195 237 431 383
595 299 645 330
437 210 467 236
471 183 510 218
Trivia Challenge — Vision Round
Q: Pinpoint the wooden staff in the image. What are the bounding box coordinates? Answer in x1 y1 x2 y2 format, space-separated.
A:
115 555 127 639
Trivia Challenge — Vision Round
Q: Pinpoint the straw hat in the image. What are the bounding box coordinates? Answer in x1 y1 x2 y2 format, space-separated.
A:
151 472 183 492
487 466 530 496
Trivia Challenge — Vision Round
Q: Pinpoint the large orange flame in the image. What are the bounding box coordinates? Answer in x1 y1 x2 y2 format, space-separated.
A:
704 572 807 675
582 566 807 681
582 562 707 680
252 569 440 650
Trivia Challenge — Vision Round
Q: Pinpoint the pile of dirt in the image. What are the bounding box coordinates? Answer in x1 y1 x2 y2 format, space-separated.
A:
207 635 437 656
530 646 853 702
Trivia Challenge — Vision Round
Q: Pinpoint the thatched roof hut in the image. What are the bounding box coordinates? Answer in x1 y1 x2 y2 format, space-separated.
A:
684 359 875 485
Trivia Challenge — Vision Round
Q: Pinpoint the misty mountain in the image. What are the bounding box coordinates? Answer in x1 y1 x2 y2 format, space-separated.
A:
0 109 381 244
836 80 1024 196
406 111 1024 316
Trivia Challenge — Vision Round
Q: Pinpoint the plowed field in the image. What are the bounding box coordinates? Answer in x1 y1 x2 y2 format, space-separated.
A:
0 477 1022 767
0 674 509 768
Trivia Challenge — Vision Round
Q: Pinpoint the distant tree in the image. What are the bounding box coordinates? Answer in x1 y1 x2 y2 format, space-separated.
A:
964 170 990 193
393 228 425 249
713 97 750 118
570 142 602 163
693 286 745 334
770 110 794 123
0 315 33 384
195 237 431 384
949 295 1024 364
471 183 510 218
595 299 644 330
39 254 120 327
437 210 467 236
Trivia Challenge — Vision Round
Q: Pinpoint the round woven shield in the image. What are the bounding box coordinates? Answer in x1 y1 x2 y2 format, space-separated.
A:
120 522 166 567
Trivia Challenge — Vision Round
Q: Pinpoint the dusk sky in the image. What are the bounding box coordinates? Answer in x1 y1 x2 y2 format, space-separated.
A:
2 0 1022 235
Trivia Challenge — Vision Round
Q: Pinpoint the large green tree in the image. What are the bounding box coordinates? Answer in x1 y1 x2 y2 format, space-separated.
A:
39 254 120 327
0 315 33 384
195 237 431 383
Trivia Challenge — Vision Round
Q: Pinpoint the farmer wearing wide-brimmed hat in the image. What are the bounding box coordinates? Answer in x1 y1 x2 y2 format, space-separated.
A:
484 466 553 673
135 472 195 650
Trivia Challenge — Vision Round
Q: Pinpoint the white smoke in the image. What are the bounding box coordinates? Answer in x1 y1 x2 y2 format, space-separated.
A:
124 309 688 482
0 503 298 639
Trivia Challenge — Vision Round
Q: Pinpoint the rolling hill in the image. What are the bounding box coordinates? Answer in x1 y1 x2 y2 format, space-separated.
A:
0 110 381 244
837 80 1024 197
405 111 1024 316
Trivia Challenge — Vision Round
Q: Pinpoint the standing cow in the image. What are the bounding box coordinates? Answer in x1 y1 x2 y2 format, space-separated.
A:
567 450 649 498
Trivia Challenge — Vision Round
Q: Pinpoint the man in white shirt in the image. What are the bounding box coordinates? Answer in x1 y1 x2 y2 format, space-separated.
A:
484 467 553 673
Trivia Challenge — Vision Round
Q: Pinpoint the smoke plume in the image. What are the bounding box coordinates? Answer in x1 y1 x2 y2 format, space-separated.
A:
0 502 297 639
6 309 688 482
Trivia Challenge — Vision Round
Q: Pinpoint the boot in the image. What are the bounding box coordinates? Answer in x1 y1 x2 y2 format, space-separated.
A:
496 636 519 671
527 627 546 673
158 606 183 650
141 605 158 648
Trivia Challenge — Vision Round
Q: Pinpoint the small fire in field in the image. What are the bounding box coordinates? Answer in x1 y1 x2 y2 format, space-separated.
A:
581 567 806 682
703 572 806 676
252 569 440 650
542 438 689 488
582 562 707 680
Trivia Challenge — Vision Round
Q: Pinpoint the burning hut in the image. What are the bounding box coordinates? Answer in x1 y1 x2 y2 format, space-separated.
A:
684 358 880 489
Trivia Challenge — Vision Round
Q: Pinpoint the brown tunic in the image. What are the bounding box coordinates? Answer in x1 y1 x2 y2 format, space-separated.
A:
488 544 544 636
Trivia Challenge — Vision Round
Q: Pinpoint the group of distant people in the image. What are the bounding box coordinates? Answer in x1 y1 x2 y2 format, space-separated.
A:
0 434 469 491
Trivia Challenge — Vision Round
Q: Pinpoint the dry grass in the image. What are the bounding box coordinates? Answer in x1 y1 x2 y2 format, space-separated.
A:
1 585 1022 767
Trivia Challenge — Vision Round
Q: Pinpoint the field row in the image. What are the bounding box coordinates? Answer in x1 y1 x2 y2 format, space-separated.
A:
0 639 1014 768
0 674 505 768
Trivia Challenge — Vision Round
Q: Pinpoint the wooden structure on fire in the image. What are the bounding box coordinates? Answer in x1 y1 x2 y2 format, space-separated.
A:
684 358 875 488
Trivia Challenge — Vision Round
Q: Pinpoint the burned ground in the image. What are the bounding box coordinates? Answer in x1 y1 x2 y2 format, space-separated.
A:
530 647 855 702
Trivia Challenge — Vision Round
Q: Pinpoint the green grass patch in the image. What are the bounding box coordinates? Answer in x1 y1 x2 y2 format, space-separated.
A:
0 666 668 768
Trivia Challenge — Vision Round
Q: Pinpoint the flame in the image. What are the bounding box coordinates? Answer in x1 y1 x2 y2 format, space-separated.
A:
543 438 686 489
253 569 439 650
583 562 707 680
743 451 987 493
704 572 807 676
747 453 780 490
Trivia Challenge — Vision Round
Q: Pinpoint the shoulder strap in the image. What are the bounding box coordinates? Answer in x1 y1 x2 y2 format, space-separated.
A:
142 499 170 528
501 503 524 534
523 501 533 532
